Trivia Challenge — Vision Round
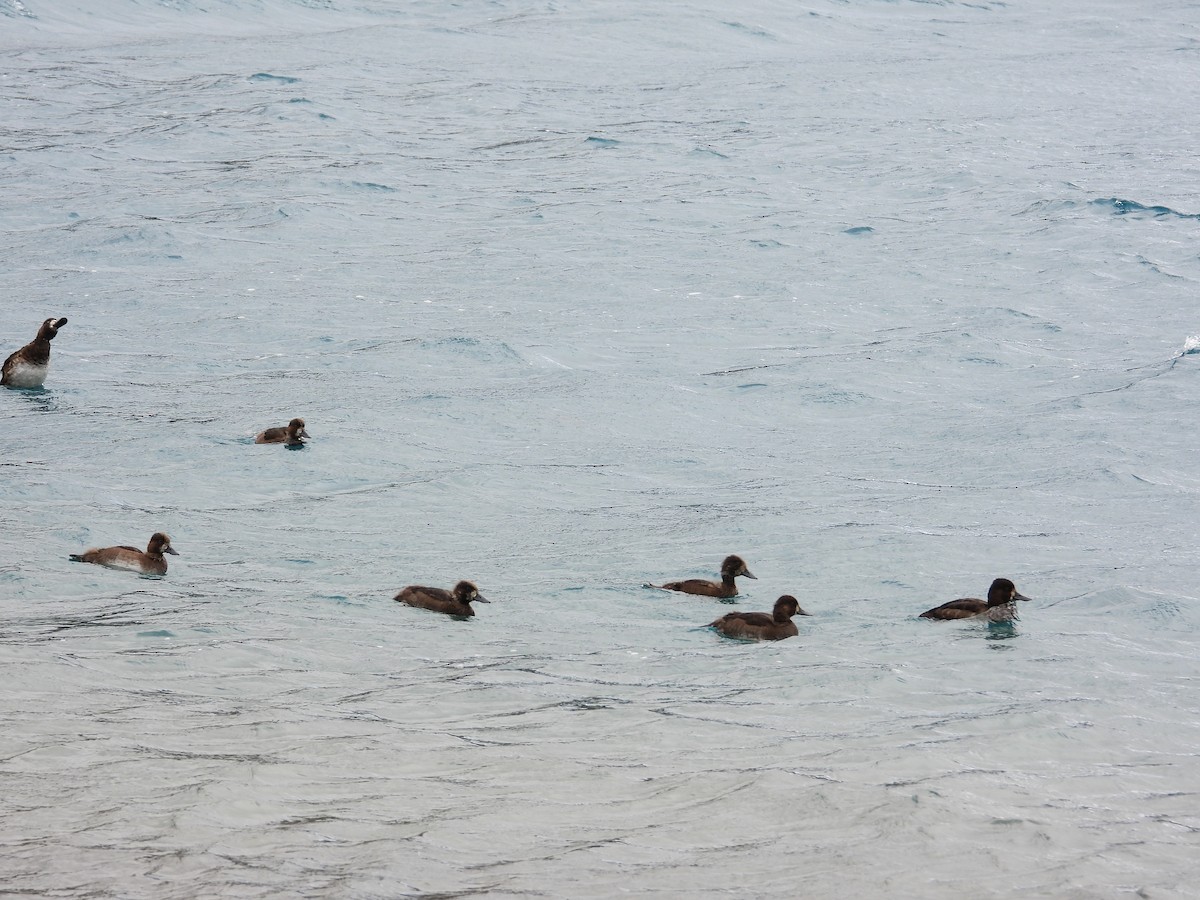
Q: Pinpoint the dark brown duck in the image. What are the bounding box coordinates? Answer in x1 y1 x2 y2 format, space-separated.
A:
395 580 489 617
648 554 756 598
2 317 67 388
919 578 1032 623
709 595 809 641
256 417 310 445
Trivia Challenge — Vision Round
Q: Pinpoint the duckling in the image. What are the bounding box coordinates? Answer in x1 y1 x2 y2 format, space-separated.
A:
919 578 1032 622
255 417 310 446
709 595 809 641
649 554 756 598
395 580 489 618
2 317 68 388
69 532 179 576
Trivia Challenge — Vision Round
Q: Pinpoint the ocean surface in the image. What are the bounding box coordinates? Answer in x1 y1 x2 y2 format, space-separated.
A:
2 0 1199 896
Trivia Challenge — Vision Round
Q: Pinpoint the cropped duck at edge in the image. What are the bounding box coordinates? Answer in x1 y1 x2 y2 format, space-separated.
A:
69 532 179 576
2 317 68 388
709 595 809 641
395 580 489 617
648 554 756 598
919 578 1032 622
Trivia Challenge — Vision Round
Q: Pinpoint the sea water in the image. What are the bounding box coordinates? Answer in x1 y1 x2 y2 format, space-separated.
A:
1 0 1198 896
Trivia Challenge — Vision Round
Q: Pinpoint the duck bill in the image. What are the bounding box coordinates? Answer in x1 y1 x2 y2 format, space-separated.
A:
473 594 491 603
744 571 757 580
55 318 68 328
1013 591 1031 602
164 547 180 556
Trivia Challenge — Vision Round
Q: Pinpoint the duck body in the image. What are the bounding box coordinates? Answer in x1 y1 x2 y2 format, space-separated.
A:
256 417 309 445
919 578 1032 622
69 532 178 576
2 317 67 388
395 580 489 618
650 554 756 598
709 595 808 641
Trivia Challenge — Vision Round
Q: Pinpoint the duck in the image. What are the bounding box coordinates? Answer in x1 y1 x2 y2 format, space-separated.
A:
709 595 809 641
919 578 1032 622
255 417 310 445
648 554 756 598
2 317 68 388
395 580 489 617
69 532 179 576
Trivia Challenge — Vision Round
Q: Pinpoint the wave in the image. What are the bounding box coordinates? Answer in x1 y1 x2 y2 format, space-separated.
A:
1 0 402 43
1089 197 1200 220
1019 197 1200 221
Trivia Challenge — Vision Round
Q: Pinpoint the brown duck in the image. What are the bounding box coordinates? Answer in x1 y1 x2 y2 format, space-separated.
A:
919 578 1032 622
69 532 179 576
395 580 490 618
709 595 809 641
648 554 756 598
2 317 68 388
256 417 310 445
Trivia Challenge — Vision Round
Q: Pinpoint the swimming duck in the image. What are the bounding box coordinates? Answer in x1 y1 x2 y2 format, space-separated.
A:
709 595 809 641
2 317 68 388
395 580 489 617
255 417 310 445
648 554 756 598
919 578 1032 622
69 532 179 576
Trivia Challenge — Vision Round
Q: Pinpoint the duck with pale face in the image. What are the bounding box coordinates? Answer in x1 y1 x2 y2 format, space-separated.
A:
649 554 756 598
2 317 68 388
69 532 179 576
256 417 310 446
395 580 490 618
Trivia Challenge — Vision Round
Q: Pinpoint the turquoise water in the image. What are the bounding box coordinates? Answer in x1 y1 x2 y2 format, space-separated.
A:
2 1 1199 896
